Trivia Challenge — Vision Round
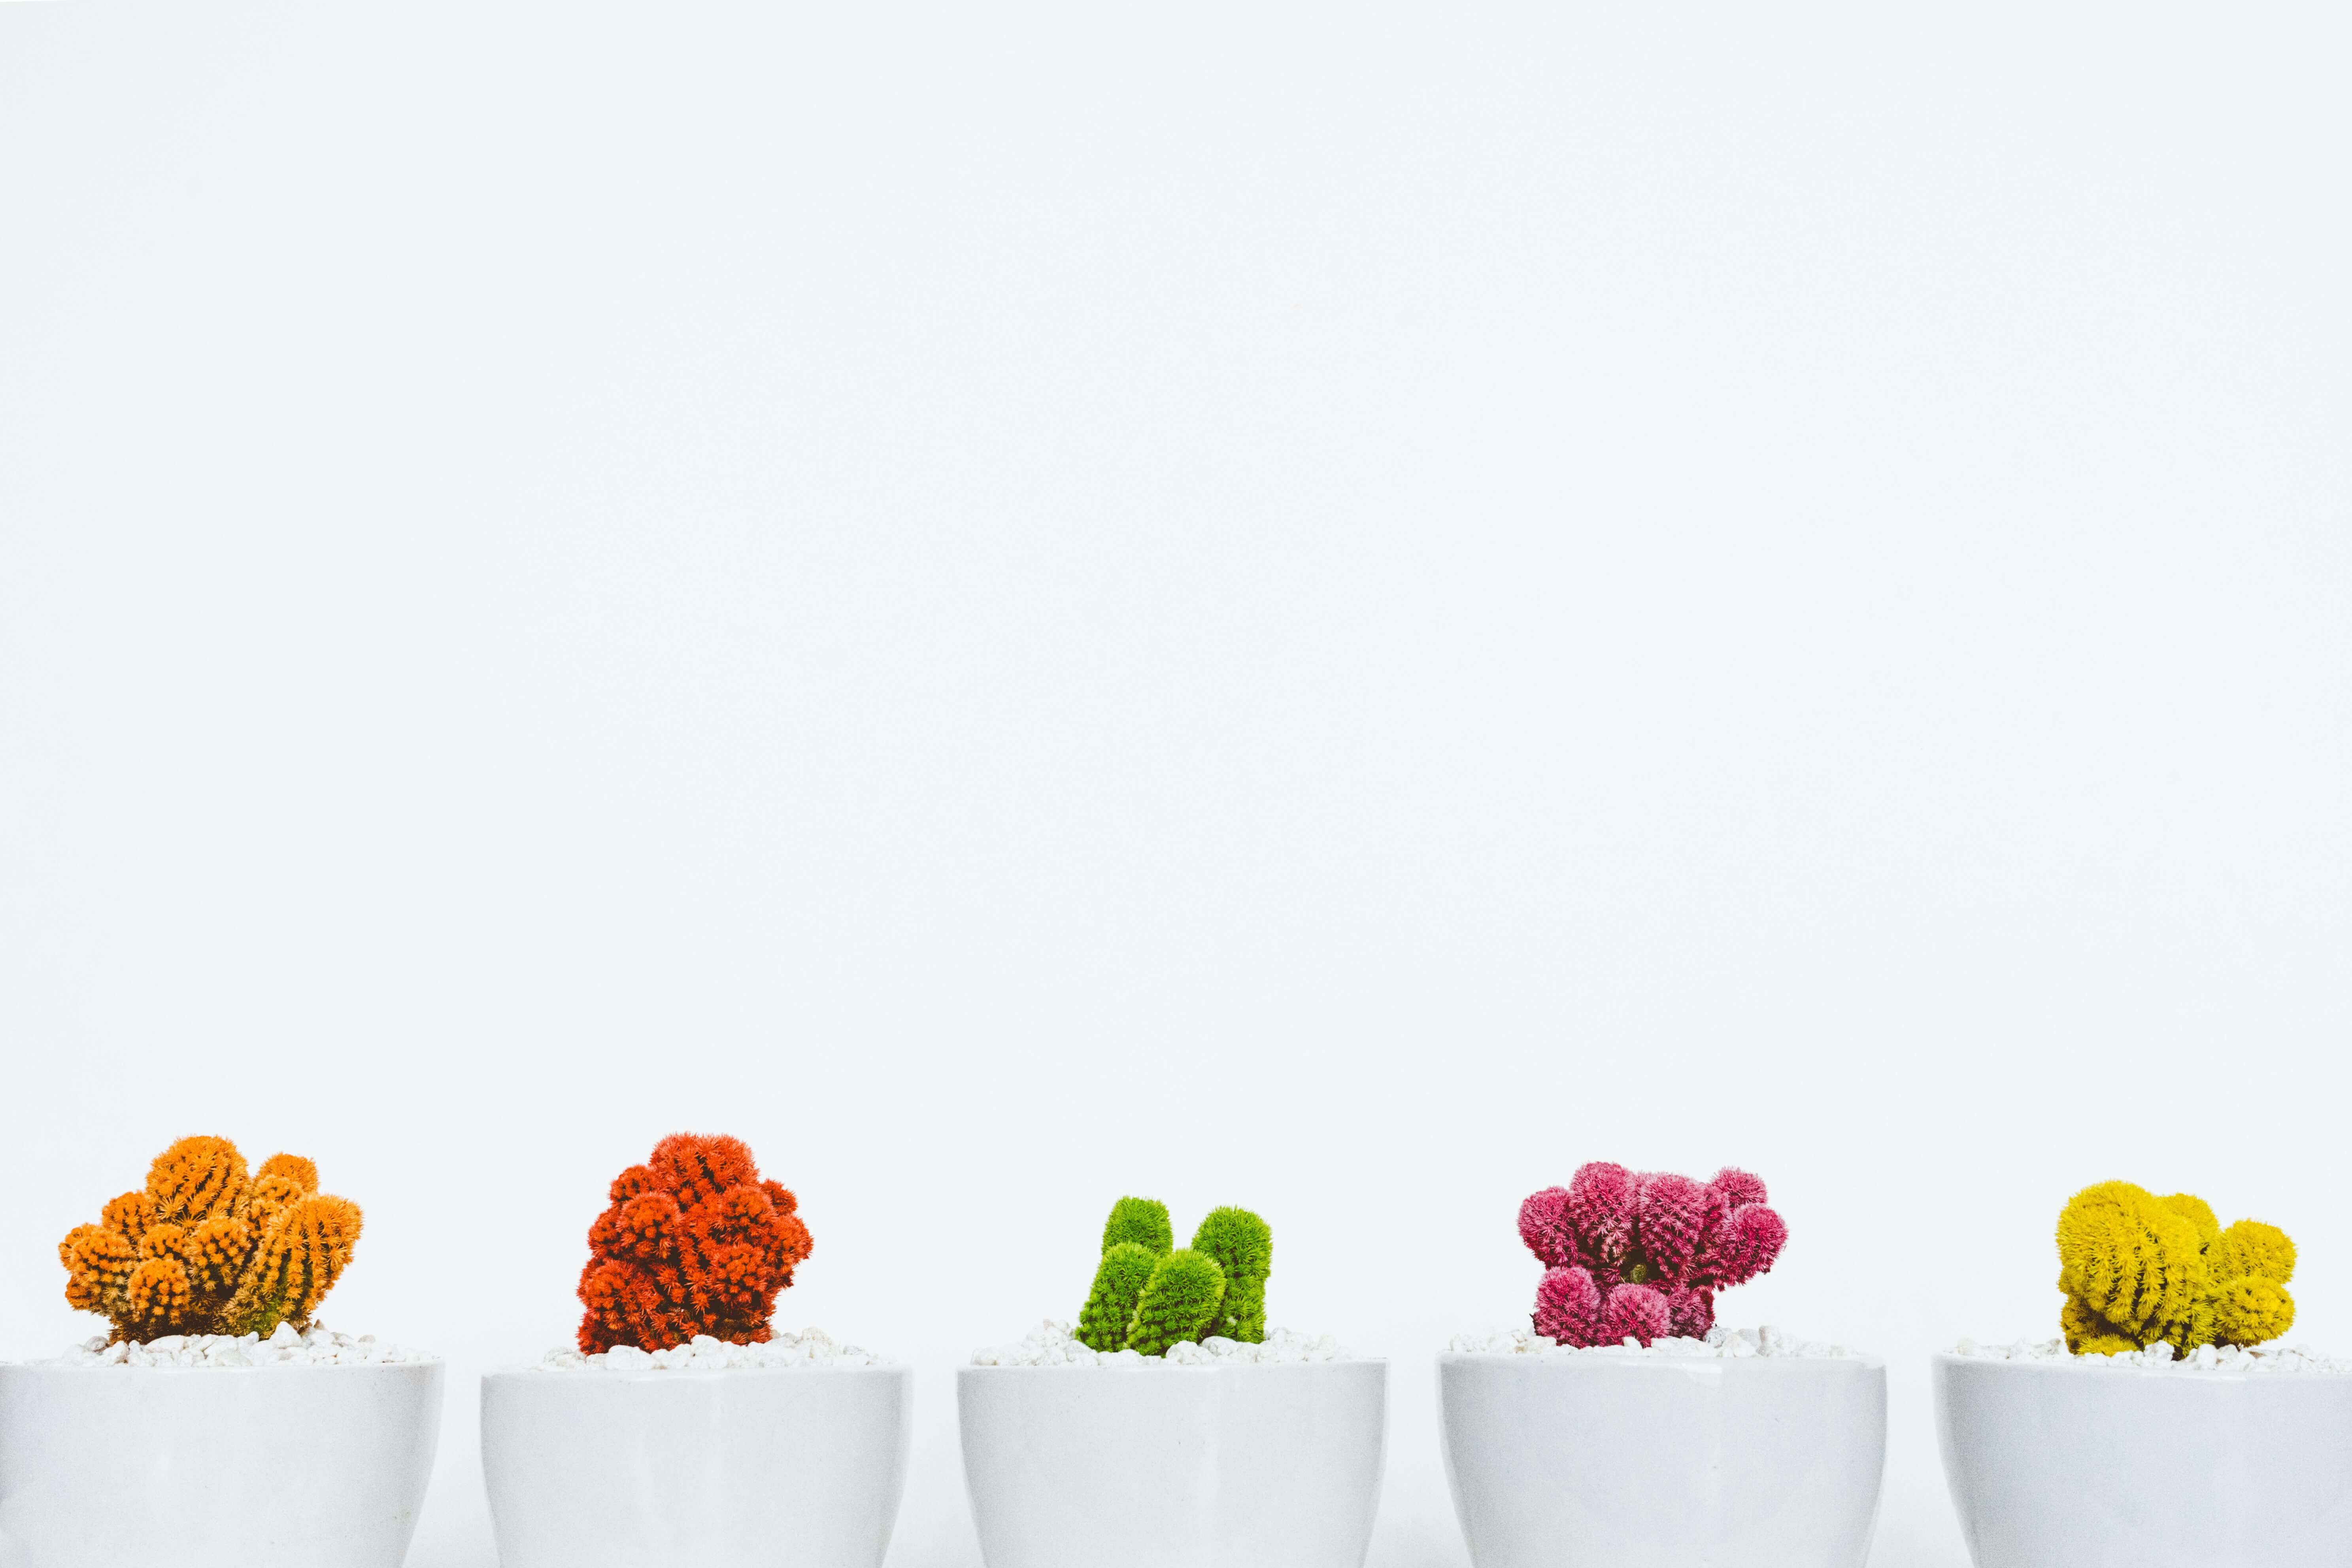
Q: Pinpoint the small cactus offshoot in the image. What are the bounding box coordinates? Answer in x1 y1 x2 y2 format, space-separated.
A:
1518 1162 1786 1347
2055 1181 2295 1355
58 1137 362 1342
576 1133 814 1353
1073 1196 1273 1356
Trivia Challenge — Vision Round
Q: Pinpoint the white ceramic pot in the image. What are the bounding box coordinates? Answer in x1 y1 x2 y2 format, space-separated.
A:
1934 1353 2352 1568
0 1359 444 1568
1437 1352 1886 1568
957 1360 1388 1568
480 1364 912 1568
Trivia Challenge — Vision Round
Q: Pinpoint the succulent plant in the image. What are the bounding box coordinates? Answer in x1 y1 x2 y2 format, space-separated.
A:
1073 1196 1272 1357
59 1136 362 1342
1518 1162 1786 1347
576 1133 814 1353
2056 1181 2295 1355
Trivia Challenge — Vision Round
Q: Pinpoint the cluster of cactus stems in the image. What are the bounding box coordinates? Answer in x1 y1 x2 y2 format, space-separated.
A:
577 1133 814 1353
47 1141 2318 1366
2056 1181 2296 1355
1519 1162 1786 1347
58 1136 362 1343
1077 1198 1272 1356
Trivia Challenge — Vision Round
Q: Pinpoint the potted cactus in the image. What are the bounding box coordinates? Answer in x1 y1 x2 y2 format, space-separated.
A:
478 1133 912 1568
958 1196 1386 1568
1438 1162 1886 1568
0 1136 443 1568
1936 1181 2350 1568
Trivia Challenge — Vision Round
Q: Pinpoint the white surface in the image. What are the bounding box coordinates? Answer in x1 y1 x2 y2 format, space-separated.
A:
0 1359 444 1568
1 4 2349 1567
481 1362 913 1568
1933 1353 2352 1568
958 1360 1387 1568
1439 1352 1886 1568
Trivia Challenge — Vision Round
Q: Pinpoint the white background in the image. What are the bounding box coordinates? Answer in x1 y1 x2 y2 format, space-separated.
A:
2 3 2347 1564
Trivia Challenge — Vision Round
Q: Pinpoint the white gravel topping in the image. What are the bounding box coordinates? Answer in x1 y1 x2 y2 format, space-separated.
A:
1450 1324 1861 1359
534 1327 891 1372
972 1319 1349 1366
1949 1337 2352 1374
36 1322 429 1368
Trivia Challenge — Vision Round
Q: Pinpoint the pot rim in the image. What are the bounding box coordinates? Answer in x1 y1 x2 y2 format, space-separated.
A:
483 1360 908 1381
960 1356 1387 1375
1440 1349 1886 1371
1 1356 442 1374
1931 1349 2352 1382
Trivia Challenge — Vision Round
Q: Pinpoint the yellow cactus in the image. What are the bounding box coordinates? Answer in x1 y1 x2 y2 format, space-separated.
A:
2056 1181 2295 1355
2161 1193 2219 1248
57 1137 363 1343
2214 1220 2294 1284
2212 1275 2295 1346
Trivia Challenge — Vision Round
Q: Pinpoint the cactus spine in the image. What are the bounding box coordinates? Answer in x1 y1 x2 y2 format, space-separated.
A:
2055 1181 2295 1355
1073 1197 1273 1357
57 1136 362 1342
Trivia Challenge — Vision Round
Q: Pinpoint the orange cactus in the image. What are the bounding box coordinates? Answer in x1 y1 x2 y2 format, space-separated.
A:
57 1136 363 1343
576 1133 814 1353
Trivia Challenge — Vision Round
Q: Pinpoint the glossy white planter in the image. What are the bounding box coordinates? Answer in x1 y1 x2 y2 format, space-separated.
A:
0 1359 444 1568
481 1364 912 1568
958 1360 1387 1568
1934 1353 2352 1568
1438 1353 1886 1568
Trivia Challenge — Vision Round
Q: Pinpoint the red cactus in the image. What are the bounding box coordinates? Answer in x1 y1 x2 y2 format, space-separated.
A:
1519 1163 1786 1347
576 1134 813 1353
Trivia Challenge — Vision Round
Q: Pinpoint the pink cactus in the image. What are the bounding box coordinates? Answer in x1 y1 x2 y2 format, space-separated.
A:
1533 1265 1603 1343
1518 1187 1577 1268
1600 1282 1670 1344
1519 1163 1786 1347
1565 1162 1638 1267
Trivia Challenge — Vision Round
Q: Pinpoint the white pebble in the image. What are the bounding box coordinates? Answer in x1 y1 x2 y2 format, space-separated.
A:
533 1327 895 1374
1944 1336 2352 1374
969 1322 1352 1367
1446 1325 1861 1360
36 1323 430 1368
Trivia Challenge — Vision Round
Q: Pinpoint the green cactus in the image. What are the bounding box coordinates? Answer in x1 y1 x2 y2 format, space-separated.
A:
1191 1207 1272 1343
1125 1249 1226 1356
1073 1196 1275 1357
1102 1196 1174 1256
1077 1242 1162 1351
